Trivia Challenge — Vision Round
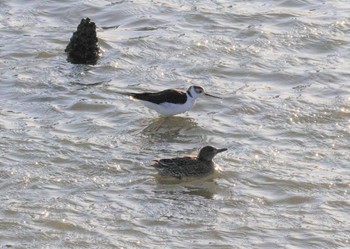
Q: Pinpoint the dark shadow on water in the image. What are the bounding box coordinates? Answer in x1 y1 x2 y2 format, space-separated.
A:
63 64 112 88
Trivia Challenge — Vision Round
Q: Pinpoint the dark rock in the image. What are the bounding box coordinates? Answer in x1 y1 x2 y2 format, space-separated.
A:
65 18 100 65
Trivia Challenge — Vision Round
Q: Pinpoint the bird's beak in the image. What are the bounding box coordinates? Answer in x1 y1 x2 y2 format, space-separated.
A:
216 148 228 153
205 92 222 99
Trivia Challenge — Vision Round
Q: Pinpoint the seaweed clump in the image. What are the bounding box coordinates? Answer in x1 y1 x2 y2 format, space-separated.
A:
65 18 100 65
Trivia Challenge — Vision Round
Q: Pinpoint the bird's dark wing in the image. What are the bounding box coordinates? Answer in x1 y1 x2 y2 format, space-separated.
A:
131 89 187 104
152 157 207 177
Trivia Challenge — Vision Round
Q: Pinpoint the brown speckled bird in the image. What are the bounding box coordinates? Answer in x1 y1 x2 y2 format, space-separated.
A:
152 146 227 179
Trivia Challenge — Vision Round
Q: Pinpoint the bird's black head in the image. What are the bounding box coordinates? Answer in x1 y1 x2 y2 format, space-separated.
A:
197 146 227 161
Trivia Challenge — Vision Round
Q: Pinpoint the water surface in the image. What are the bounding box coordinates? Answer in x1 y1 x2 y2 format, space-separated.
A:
0 0 349 248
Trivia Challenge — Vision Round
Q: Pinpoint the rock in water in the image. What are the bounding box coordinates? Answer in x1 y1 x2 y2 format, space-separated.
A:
65 18 100 65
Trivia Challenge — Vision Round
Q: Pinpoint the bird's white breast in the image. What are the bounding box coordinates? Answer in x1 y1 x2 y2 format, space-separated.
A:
143 99 195 116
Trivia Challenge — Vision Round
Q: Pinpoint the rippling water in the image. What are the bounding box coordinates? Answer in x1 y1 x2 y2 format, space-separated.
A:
1 0 349 248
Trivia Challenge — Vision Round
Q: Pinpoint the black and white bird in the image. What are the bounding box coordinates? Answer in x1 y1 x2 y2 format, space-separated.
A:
125 85 221 116
152 146 227 179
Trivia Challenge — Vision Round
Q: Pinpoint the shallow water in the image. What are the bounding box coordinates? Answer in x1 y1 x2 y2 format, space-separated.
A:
0 0 349 248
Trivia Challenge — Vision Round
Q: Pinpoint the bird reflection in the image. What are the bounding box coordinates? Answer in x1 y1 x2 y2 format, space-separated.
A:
183 186 215 199
141 116 200 144
153 173 221 199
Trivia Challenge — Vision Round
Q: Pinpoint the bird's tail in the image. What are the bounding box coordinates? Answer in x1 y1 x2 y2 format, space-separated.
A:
115 91 137 98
